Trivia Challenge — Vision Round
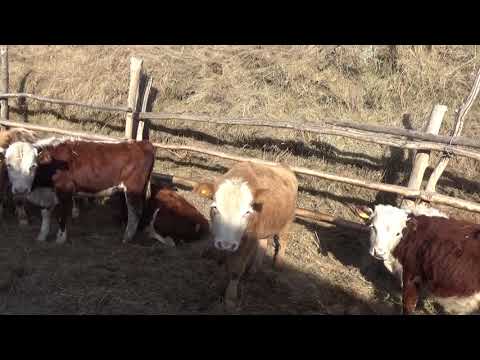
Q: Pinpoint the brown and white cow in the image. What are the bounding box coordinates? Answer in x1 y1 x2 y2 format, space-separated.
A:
194 161 298 309
356 204 480 315
5 137 155 244
0 128 38 224
116 181 210 246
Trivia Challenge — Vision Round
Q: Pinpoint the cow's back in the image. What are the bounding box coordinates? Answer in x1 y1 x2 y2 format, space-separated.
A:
45 140 155 193
394 215 480 299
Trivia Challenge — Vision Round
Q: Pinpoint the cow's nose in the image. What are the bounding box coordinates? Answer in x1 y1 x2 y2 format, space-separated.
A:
12 187 28 195
215 241 239 252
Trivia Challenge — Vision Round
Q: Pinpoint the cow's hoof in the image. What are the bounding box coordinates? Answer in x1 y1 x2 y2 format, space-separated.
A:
161 236 176 248
224 297 239 312
72 208 80 219
55 230 68 244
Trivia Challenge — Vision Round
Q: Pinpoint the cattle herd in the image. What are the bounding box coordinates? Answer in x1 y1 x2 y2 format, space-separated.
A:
1 127 480 315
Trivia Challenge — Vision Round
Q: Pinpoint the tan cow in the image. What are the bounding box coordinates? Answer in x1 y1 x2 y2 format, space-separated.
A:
195 161 298 309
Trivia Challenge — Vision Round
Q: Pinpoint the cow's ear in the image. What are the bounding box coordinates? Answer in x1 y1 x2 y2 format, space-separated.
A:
353 205 374 222
194 182 215 199
252 188 268 212
37 149 52 165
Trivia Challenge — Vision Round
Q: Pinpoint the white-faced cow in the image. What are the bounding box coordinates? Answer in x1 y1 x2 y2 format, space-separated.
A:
5 137 155 244
195 161 298 309
356 204 480 315
0 128 38 225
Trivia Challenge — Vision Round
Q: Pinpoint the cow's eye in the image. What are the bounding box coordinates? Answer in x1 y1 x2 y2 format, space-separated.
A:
30 164 37 171
396 232 401 237
210 205 218 214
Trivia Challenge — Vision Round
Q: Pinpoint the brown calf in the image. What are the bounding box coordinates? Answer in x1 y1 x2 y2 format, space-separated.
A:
195 161 298 309
133 182 210 246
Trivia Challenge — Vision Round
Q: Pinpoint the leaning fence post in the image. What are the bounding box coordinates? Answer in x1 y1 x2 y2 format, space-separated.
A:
0 46 8 128
426 68 480 193
402 104 447 209
136 76 153 141
125 56 143 139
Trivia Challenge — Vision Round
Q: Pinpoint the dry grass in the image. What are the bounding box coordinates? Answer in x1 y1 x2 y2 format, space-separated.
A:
2 45 480 314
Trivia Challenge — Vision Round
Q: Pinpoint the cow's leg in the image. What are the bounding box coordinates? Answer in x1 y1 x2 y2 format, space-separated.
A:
402 274 420 315
144 209 176 247
122 192 143 243
37 207 54 242
14 199 29 226
224 238 257 310
55 193 72 244
249 237 269 274
272 222 291 270
72 198 80 219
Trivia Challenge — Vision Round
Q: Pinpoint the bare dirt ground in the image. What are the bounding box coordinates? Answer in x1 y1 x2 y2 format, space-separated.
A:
1 45 480 314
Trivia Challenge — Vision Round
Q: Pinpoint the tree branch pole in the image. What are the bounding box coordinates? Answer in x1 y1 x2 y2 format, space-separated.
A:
139 111 480 150
402 104 447 209
2 118 480 213
136 76 153 141
426 68 480 192
125 57 143 139
0 46 8 127
0 93 131 113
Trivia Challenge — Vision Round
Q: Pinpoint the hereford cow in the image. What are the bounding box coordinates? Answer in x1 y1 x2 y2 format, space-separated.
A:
118 182 210 246
355 204 480 315
194 161 298 309
0 128 38 224
5 137 155 244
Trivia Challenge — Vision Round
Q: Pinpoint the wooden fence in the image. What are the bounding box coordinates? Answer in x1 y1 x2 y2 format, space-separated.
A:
1 46 480 231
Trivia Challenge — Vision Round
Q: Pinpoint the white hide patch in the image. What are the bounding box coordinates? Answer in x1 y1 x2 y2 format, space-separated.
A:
435 292 480 315
211 178 254 250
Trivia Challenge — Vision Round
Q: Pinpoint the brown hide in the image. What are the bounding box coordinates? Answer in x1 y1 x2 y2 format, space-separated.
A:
37 140 155 195
141 183 209 243
216 162 298 241
393 215 480 301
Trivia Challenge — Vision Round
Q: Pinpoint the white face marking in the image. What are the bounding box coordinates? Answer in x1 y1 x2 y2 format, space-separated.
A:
368 205 409 261
5 142 39 194
210 178 254 252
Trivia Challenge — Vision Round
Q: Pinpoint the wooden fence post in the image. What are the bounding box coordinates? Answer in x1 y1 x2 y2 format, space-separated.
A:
402 105 447 209
0 46 8 128
125 57 143 139
136 76 153 141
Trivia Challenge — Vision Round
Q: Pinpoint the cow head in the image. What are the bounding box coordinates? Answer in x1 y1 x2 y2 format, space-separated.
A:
195 178 267 252
4 142 46 195
355 204 409 261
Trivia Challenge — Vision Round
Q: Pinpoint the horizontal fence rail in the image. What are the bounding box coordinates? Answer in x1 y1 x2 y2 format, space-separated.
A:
0 92 132 113
2 93 480 159
138 111 480 150
2 118 480 214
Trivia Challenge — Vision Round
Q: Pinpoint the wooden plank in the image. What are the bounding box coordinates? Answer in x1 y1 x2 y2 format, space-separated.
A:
125 57 143 139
